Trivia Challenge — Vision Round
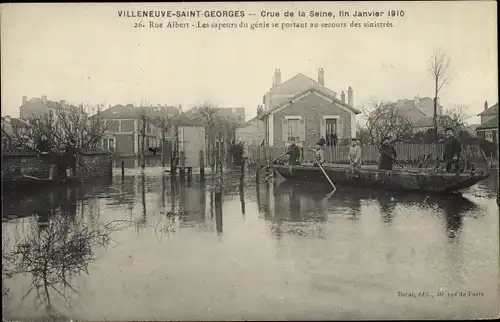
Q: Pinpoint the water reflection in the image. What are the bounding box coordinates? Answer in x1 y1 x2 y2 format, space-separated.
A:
266 181 483 243
2 168 498 320
3 196 115 319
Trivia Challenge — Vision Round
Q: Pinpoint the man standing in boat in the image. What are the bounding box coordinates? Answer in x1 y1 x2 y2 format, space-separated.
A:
348 138 362 170
286 138 301 165
378 136 397 170
312 144 325 167
442 127 462 173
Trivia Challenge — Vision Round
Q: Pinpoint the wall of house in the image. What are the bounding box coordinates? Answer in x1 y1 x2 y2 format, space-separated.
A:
104 118 164 155
235 119 266 146
480 115 496 125
115 133 135 155
477 129 498 145
271 92 352 147
405 107 427 123
1 151 112 181
19 105 50 119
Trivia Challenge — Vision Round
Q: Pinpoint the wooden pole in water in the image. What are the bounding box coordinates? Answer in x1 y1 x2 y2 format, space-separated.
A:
141 113 146 169
161 126 166 168
311 152 336 192
199 150 205 181
179 151 185 181
121 160 125 177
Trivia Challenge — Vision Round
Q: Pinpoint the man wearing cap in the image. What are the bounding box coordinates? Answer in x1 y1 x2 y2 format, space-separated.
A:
442 127 462 173
378 136 397 170
285 138 301 166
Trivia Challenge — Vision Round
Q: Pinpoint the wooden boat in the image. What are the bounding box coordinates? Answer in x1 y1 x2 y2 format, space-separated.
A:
269 163 490 194
2 175 82 192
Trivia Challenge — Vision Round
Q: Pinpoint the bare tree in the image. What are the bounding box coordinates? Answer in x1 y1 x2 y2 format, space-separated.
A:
134 103 179 168
439 104 470 131
362 100 414 144
428 49 452 140
11 103 107 152
193 103 241 166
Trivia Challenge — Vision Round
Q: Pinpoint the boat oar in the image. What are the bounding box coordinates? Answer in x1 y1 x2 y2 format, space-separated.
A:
378 147 404 168
311 153 336 193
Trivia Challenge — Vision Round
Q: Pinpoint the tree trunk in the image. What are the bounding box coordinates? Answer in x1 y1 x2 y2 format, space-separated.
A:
433 81 438 142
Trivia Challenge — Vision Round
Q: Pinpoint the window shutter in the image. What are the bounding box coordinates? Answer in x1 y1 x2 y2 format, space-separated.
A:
299 119 306 142
337 118 344 139
282 119 288 142
320 118 326 138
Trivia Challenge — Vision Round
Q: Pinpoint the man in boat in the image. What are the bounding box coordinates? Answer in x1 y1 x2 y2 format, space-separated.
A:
286 138 301 165
378 136 397 170
348 138 362 170
442 127 462 173
330 132 338 147
317 136 326 148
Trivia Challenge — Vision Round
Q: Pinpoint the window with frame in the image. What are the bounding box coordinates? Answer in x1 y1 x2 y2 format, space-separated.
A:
286 119 300 141
485 131 493 142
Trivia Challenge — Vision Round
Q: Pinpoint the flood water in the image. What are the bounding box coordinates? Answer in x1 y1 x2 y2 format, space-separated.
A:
2 167 499 320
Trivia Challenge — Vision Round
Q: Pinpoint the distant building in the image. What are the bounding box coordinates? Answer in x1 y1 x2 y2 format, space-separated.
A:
235 115 266 146
477 101 498 125
19 95 77 121
259 68 361 147
98 104 179 156
1 115 31 150
476 101 498 145
213 107 246 123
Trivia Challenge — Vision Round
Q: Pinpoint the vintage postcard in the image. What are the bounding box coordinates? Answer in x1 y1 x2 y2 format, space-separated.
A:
1 1 498 321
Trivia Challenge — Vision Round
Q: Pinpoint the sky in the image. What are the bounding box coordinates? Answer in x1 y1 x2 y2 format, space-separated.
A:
1 1 498 124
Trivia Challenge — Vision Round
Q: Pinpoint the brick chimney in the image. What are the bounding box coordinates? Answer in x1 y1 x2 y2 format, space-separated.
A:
22 96 27 105
347 86 353 106
484 100 488 111
41 95 47 103
341 90 346 103
318 68 324 86
273 69 281 87
414 96 420 105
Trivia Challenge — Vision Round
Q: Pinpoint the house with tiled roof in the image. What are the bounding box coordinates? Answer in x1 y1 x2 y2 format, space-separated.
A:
19 95 79 121
259 68 361 147
379 96 444 131
476 101 498 145
1 115 31 151
97 104 180 155
235 114 266 146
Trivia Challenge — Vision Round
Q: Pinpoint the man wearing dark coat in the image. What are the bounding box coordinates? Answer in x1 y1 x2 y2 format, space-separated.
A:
65 139 78 176
330 133 338 147
317 136 326 148
36 134 50 154
378 137 397 170
442 127 462 173
286 138 301 165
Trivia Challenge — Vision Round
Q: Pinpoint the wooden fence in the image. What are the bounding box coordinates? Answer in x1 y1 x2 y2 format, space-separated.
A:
247 144 489 168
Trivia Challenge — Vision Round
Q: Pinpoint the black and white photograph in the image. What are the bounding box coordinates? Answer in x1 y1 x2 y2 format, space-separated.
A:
1 1 498 320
